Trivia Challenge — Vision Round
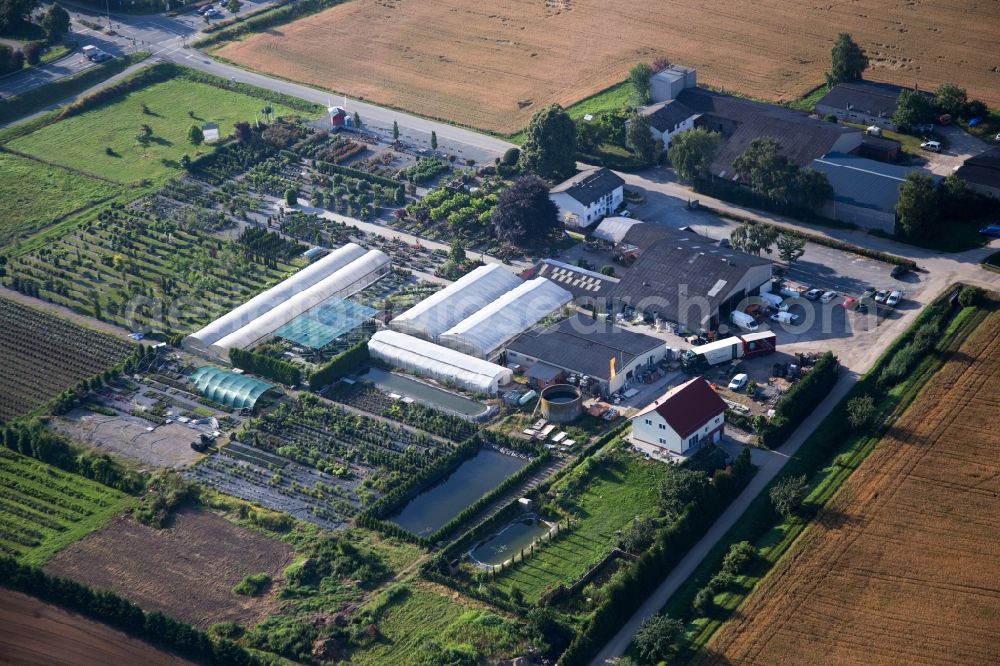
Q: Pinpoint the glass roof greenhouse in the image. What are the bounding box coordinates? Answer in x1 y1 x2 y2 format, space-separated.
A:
188 366 278 410
274 298 377 349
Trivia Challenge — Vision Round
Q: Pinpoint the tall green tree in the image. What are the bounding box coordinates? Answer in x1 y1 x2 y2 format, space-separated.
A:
776 232 806 267
430 130 437 150
634 613 684 663
729 222 778 256
490 175 560 247
893 89 935 133
518 104 576 181
225 0 242 14
794 168 834 209
0 0 38 31
826 32 868 86
667 128 721 181
392 120 399 141
187 124 204 146
895 172 939 240
770 474 808 517
353 111 361 128
41 3 70 41
933 83 967 117
626 113 658 165
628 62 653 106
733 137 797 202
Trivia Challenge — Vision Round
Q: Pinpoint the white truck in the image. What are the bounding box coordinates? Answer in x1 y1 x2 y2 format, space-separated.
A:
730 310 759 332
680 331 777 372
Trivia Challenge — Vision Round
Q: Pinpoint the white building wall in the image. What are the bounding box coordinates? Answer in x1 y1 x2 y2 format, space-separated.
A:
551 187 624 229
630 411 724 454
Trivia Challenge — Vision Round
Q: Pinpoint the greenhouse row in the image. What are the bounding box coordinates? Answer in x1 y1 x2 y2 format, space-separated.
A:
367 330 513 395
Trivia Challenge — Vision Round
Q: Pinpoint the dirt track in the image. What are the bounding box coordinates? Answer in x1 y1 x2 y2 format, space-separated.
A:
699 310 1000 665
217 0 1000 134
45 509 294 629
0 589 191 666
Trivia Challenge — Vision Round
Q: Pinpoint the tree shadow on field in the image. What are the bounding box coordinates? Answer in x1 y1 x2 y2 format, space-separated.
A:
264 29 284 37
150 136 173 147
816 506 852 531
161 158 181 170
695 647 736 665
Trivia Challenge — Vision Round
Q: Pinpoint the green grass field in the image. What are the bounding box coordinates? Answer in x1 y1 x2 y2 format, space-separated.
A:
350 584 525 665
8 78 301 185
0 152 119 249
493 448 670 603
0 448 134 566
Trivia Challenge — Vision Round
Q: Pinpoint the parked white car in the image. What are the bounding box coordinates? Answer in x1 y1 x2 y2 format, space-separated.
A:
920 140 941 152
886 290 903 307
770 311 800 324
728 373 749 391
820 291 838 303
805 288 823 300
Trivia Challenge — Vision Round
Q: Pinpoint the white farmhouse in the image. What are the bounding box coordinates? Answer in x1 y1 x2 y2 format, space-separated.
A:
549 168 625 229
633 99 700 149
630 377 726 455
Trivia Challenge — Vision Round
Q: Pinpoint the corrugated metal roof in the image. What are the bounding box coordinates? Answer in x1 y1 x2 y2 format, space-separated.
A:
810 152 933 213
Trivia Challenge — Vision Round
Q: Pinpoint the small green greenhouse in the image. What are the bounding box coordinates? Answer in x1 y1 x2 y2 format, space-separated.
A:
188 366 278 411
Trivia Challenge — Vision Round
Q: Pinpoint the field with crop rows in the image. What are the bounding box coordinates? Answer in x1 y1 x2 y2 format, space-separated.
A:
0 152 119 250
7 78 300 186
216 0 1000 134
0 296 135 421
2 195 299 336
699 310 1000 666
0 448 134 565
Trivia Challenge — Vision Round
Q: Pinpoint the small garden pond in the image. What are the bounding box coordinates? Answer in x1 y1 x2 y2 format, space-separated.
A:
468 515 554 567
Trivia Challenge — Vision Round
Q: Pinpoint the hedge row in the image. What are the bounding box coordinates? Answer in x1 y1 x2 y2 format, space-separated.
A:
315 160 402 189
757 351 840 448
308 341 369 391
58 62 177 119
194 0 348 48
229 348 301 386
1 422 143 494
0 558 258 665
559 450 756 666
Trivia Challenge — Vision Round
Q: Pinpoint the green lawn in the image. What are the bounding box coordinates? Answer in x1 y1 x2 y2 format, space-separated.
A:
0 448 134 566
350 584 526 665
493 448 670 603
0 152 119 249
507 80 633 143
786 84 829 112
9 78 301 185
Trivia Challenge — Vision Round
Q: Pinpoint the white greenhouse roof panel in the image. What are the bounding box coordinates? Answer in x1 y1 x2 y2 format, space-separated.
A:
185 243 367 350
368 330 513 395
212 249 390 353
389 263 523 341
438 278 573 359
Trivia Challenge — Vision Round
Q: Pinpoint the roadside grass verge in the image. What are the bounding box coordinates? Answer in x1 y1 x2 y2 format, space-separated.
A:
0 448 134 567
653 288 991 662
6 76 300 185
0 52 149 128
492 448 671 604
0 151 118 249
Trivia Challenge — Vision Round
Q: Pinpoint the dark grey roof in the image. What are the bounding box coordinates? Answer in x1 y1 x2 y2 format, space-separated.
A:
550 167 625 205
507 313 664 382
810 152 930 213
531 259 618 299
677 89 861 175
524 361 563 382
955 147 1000 189
622 223 691 250
815 81 905 118
612 227 771 330
860 135 901 152
640 99 698 133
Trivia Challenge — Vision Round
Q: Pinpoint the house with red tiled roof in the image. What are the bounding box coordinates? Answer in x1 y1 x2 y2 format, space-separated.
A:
630 377 725 455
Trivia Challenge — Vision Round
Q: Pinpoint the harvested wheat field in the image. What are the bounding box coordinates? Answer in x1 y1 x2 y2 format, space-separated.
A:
45 509 294 629
0 589 192 666
217 0 1000 134
699 310 1000 666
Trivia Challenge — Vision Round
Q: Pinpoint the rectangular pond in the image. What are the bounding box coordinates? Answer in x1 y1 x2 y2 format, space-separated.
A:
390 449 528 537
468 515 553 567
360 367 487 418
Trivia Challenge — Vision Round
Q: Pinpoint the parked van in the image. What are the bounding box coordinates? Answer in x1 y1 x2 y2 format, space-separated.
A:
920 140 941 153
730 310 759 332
759 292 788 311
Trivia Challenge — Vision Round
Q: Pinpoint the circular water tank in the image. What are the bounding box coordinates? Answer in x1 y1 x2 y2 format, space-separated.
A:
539 384 583 423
